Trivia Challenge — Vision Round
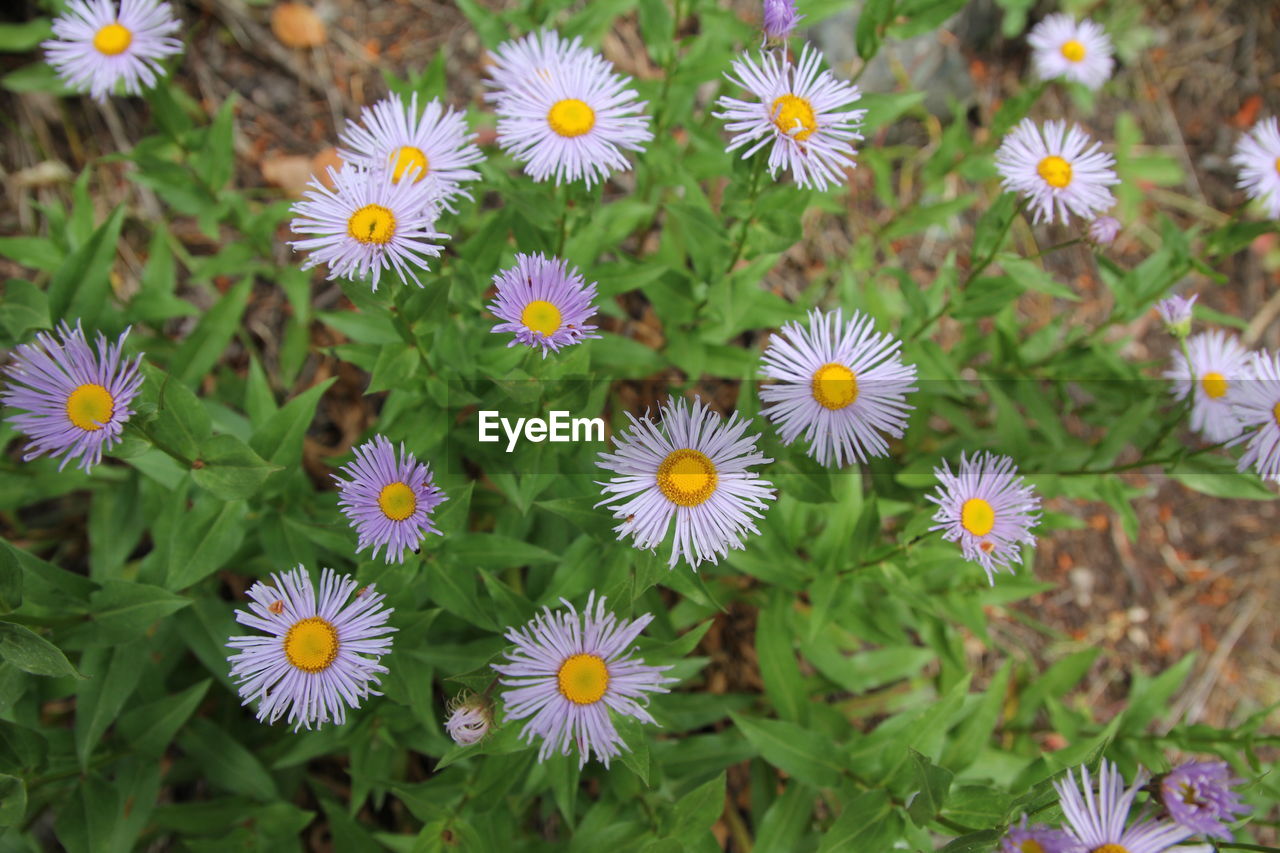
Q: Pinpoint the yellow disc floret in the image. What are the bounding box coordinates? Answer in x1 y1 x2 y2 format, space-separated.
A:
378 481 417 521
811 363 858 410
1092 846 1130 853
1017 841 1046 853
547 98 596 138
389 146 430 183
93 22 132 56
557 653 609 704
521 300 562 337
66 383 114 431
347 204 397 245
1037 155 1073 189
1200 371 1229 399
961 497 996 537
1060 39 1086 62
283 616 340 673
657 448 718 507
771 94 818 141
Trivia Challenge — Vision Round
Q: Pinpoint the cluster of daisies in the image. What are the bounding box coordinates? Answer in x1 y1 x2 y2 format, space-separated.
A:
1002 758 1250 853
14 0 1274 802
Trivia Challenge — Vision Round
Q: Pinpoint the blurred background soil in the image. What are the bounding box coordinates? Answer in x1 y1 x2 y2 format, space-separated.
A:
1 0 1277 824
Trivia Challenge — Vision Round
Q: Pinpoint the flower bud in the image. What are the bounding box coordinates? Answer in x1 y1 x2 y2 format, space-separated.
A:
1155 293 1197 339
445 696 492 746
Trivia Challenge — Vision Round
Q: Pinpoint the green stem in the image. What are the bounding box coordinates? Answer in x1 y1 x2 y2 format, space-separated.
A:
909 196 1028 341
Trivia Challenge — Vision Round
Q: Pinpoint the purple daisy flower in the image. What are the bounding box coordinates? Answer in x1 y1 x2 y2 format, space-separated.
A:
1001 816 1083 853
1165 330 1253 443
43 0 182 103
1155 294 1197 338
337 93 484 213
492 592 675 768
926 451 1041 583
487 253 601 357
2 321 144 473
483 30 602 104
1233 349 1280 482
226 566 396 731
1159 760 1250 839
760 307 917 467
597 396 776 570
333 435 447 564
289 163 449 291
490 34 652 187
714 44 865 191
1231 117 1280 219
1055 760 1194 853
995 119 1119 226
762 0 803 41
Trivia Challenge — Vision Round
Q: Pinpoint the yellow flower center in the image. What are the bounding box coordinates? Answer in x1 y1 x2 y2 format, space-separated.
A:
93 22 132 56
961 497 995 536
389 146 430 183
283 616 340 673
1092 846 1129 853
1180 782 1204 806
811 363 858 410
656 448 718 507
65 383 114 432
1200 371 1228 399
378 481 417 521
771 94 817 141
347 204 396 245
521 300 562 337
1274 157 1280 176
1273 401 1280 427
1037 155 1073 188
1060 39 1086 62
1018 842 1046 853
557 653 609 704
547 98 595 138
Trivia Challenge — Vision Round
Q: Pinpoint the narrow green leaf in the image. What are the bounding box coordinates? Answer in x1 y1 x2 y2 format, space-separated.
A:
729 713 844 789
88 580 190 642
191 434 277 501
47 204 124 327
0 622 79 678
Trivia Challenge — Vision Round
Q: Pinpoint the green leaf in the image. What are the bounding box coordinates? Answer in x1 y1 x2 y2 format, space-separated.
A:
1168 455 1276 501
177 718 278 802
88 580 190 642
47 204 125 327
971 193 1019 260
939 830 1003 853
941 785 1012 830
0 621 79 678
753 784 815 851
191 434 277 501
143 364 212 462
0 774 26 827
0 19 53 52
905 749 954 827
817 790 899 853
671 772 725 837
855 0 895 60
941 660 1011 772
171 278 252 386
444 533 559 569
117 679 211 757
164 499 246 590
249 378 336 467
75 641 146 767
729 713 844 789
1119 653 1196 736
756 591 806 723
0 540 22 614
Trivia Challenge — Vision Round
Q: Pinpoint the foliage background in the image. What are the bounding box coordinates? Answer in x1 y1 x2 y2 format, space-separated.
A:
0 0 1277 850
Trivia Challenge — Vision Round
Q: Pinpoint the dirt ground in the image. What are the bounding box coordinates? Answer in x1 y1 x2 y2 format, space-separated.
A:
1 0 1277 837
